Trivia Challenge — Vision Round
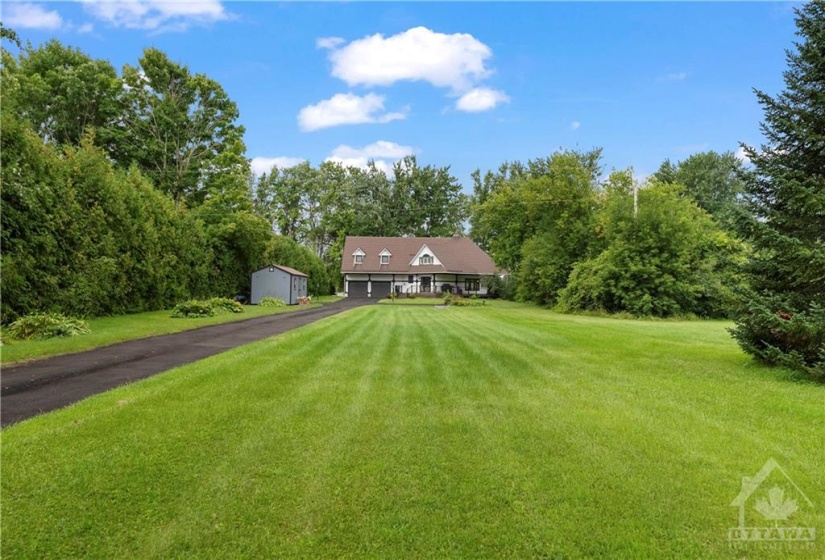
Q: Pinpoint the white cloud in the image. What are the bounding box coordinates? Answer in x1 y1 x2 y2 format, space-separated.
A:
658 71 688 82
455 88 510 112
326 26 493 92
326 141 416 176
81 0 228 32
570 121 581 131
298 93 407 132
76 22 95 34
250 157 304 176
4 3 63 30
735 146 752 165
317 36 345 50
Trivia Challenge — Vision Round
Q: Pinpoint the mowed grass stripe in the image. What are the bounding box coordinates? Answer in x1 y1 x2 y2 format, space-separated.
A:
2 303 823 559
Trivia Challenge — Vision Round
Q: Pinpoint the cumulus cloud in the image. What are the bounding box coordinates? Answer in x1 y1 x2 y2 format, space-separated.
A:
326 141 416 175
570 121 581 131
81 0 228 32
250 157 304 176
4 3 63 30
298 93 407 132
325 26 493 92
455 88 510 112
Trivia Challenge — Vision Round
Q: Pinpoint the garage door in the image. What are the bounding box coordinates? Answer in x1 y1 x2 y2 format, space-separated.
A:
371 281 392 299
348 281 368 297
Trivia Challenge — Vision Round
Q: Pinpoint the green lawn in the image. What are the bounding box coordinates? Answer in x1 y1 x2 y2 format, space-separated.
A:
0 303 321 365
3 302 823 558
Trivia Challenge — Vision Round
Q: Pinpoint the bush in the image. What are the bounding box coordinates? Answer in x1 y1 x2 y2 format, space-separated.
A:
209 297 244 314
171 300 215 318
443 294 485 307
259 296 286 307
7 313 91 340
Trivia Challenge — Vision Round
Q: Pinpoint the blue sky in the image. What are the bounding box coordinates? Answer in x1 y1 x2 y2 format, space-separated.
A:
4 1 800 189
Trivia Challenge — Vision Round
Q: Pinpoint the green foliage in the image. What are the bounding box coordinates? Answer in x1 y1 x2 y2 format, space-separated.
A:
470 149 602 304
264 235 333 296
259 296 286 307
115 48 247 206
171 300 216 318
653 151 745 229
0 115 215 320
253 156 469 282
7 313 90 340
730 298 825 379
481 275 516 300
731 1 825 379
3 39 122 148
559 182 744 318
209 298 244 314
443 294 485 307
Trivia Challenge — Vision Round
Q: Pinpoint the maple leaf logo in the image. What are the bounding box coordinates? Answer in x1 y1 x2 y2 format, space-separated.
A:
754 486 798 527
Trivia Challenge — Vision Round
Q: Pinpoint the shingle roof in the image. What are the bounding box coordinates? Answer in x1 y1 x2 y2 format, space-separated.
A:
341 236 497 274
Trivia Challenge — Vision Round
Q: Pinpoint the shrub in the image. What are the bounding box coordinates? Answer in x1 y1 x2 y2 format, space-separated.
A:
171 300 215 318
259 296 286 307
444 295 485 307
209 297 244 314
7 313 91 340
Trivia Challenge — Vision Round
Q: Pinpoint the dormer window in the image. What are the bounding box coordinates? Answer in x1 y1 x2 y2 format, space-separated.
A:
379 248 391 265
419 254 434 265
380 255 389 264
352 247 365 265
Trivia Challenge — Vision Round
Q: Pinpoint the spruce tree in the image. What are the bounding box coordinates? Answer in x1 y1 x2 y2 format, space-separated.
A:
731 0 825 379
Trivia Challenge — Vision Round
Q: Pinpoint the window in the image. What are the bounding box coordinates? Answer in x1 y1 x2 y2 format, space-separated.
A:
408 275 414 283
465 278 480 292
354 254 363 264
419 254 433 265
380 254 389 264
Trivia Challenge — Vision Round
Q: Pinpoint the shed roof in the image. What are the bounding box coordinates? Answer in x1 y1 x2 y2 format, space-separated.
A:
254 264 308 277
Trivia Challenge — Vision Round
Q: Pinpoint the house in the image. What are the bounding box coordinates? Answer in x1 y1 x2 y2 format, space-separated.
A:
250 264 308 305
341 234 498 298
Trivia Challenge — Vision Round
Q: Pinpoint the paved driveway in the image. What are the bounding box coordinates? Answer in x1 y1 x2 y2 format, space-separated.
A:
1 298 373 426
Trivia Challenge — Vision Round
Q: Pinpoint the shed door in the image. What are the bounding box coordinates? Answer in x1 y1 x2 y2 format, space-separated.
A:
348 281 368 298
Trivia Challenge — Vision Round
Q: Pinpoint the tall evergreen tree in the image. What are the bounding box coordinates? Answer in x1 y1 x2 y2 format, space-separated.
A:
731 0 825 379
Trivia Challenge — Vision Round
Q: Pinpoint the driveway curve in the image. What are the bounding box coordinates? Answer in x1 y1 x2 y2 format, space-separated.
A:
1 298 372 426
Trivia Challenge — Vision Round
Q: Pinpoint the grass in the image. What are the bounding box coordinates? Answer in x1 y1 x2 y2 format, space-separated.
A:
313 295 344 304
0 303 321 366
3 302 823 558
379 296 448 305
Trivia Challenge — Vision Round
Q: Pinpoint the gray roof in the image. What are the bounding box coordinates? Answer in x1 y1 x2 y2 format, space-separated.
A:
254 264 308 277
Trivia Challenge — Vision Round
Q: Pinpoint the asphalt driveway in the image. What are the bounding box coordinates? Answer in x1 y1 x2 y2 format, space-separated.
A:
1 298 372 426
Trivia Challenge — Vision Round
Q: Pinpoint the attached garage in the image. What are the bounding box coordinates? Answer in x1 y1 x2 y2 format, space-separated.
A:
348 281 369 298
370 281 392 299
250 264 308 305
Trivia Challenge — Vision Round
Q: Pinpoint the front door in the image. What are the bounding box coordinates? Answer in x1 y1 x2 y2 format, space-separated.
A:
421 276 431 293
